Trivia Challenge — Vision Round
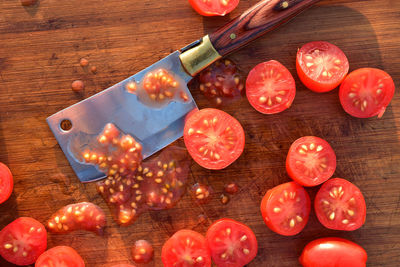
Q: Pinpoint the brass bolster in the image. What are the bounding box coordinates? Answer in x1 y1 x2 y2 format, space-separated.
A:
179 35 222 77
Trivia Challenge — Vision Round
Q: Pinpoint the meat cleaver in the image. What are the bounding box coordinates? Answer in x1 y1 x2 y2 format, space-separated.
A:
47 0 321 182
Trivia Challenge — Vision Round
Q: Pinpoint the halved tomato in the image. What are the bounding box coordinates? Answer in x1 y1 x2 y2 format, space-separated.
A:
184 108 245 170
246 60 296 114
161 229 211 267
260 182 311 236
206 218 257 267
189 0 239 16
296 41 349 92
314 178 366 231
339 68 395 118
286 136 336 187
299 237 367 267
35 246 85 267
0 162 13 204
0 217 47 266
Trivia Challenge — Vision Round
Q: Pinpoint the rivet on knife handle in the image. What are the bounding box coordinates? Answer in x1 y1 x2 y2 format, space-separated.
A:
209 0 322 57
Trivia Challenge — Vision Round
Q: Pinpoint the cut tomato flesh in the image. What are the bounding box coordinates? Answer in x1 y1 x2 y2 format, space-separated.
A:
286 136 336 187
189 0 239 16
315 178 366 231
35 246 85 267
339 68 395 118
246 60 296 114
0 162 13 204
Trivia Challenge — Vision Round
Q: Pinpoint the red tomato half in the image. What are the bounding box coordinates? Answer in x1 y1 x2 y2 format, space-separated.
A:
286 136 336 187
339 68 395 118
299 237 367 267
206 218 257 267
246 60 296 114
0 217 47 266
260 182 311 236
0 162 13 204
296 41 349 92
184 108 245 170
35 246 85 267
315 178 366 231
161 229 211 267
189 0 239 16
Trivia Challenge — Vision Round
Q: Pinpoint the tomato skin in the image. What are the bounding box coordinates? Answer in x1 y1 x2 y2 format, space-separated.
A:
35 246 85 267
296 41 349 93
0 162 13 204
339 68 395 118
0 217 47 266
189 0 239 16
299 237 367 267
206 218 258 267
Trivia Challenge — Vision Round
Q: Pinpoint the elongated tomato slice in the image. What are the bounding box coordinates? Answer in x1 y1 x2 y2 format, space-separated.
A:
0 217 47 266
296 41 349 92
339 68 395 118
286 136 336 187
246 60 296 114
184 108 245 170
260 182 311 236
0 162 13 204
189 0 239 16
206 219 257 267
35 246 85 267
161 230 211 267
46 202 106 235
315 178 366 231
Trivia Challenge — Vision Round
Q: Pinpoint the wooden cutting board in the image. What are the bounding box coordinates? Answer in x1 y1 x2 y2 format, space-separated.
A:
0 0 399 266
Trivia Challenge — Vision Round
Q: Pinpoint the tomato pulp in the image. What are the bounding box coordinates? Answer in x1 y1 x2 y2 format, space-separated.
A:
0 162 13 204
189 0 239 16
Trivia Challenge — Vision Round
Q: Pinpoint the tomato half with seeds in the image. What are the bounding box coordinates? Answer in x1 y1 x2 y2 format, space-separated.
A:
35 246 85 267
206 219 257 267
0 162 13 204
184 108 245 170
299 237 367 267
286 136 336 187
315 178 366 231
296 41 349 93
0 217 47 266
246 60 296 114
260 182 311 236
339 68 395 118
161 229 211 267
189 0 239 16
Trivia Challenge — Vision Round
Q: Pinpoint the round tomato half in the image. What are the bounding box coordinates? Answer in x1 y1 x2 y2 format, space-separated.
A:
296 41 349 92
260 182 311 236
299 237 367 267
35 246 85 267
314 178 366 231
339 68 395 118
246 60 296 114
0 162 13 204
286 136 336 187
206 218 257 267
189 0 239 16
0 217 47 266
184 108 245 170
161 229 211 267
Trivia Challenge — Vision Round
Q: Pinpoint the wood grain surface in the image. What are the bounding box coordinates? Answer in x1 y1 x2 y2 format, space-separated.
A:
0 0 399 266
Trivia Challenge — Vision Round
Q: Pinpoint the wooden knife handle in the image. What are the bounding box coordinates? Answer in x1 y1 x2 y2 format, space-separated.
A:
209 0 322 57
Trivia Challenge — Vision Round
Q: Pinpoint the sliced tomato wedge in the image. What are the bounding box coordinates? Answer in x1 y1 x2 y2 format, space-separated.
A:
246 60 296 114
184 108 245 170
286 136 336 187
0 217 47 266
260 182 311 236
35 246 85 267
189 0 239 16
315 178 366 231
339 68 395 118
299 237 367 267
161 229 211 267
206 218 257 267
296 41 349 92
0 162 13 204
